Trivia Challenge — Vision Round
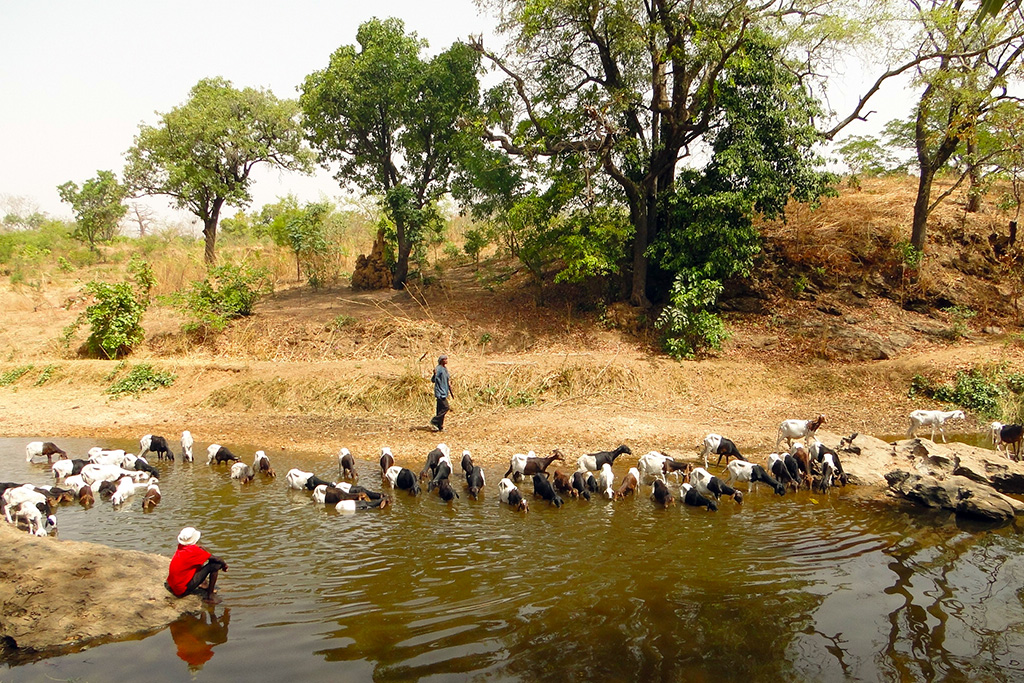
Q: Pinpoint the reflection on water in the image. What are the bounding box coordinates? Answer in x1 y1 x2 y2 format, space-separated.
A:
170 608 230 672
1 436 1023 681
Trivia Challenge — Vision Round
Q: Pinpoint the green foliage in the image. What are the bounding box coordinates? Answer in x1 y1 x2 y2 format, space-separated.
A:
106 363 176 398
57 170 129 251
0 365 34 387
62 260 154 359
836 135 907 178
894 241 924 268
332 314 357 330
300 19 481 288
657 274 729 360
56 256 74 273
34 364 57 386
942 304 977 340
909 367 1017 418
124 77 314 263
462 227 489 266
172 263 272 333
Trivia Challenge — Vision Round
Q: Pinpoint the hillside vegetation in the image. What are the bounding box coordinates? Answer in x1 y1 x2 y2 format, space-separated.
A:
0 176 1022 464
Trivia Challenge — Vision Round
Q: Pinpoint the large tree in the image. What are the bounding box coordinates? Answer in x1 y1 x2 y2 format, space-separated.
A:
903 0 1024 252
470 0 868 306
300 18 481 289
124 77 313 264
57 170 129 251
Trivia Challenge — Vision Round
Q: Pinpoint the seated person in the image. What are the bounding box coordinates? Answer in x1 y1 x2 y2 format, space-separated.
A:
167 526 227 603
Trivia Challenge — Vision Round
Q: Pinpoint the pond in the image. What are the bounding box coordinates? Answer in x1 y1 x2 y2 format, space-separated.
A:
2 436 1024 682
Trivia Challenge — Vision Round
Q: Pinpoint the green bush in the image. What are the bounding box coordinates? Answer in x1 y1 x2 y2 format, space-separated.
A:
657 274 728 360
106 363 176 398
909 368 1013 419
172 263 272 333
61 260 153 359
34 364 57 386
0 365 34 387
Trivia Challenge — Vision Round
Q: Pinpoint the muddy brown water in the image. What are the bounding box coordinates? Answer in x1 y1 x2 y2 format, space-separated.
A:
3 435 1024 681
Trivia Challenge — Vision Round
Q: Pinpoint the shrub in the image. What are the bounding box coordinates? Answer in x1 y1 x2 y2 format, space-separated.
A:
34 364 57 386
106 363 176 398
172 263 273 333
909 368 1013 419
657 274 728 360
0 365 34 387
62 260 153 359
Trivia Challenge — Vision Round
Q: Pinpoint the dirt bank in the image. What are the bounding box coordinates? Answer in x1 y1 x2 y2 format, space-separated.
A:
0 522 202 659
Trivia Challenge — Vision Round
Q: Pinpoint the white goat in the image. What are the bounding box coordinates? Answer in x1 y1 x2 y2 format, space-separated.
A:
81 463 148 487
598 463 615 499
989 421 1005 452
637 451 672 485
231 462 255 482
3 485 50 524
88 447 128 468
775 414 827 449
110 476 137 506
907 409 966 443
181 430 194 462
11 500 55 536
384 465 404 488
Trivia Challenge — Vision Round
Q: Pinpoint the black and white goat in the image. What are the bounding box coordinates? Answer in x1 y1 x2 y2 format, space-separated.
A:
140 434 175 461
726 460 786 496
498 477 529 512
286 468 334 491
689 467 743 504
338 448 357 481
680 482 717 511
576 444 632 473
207 444 240 465
26 441 67 463
699 434 746 469
385 466 422 496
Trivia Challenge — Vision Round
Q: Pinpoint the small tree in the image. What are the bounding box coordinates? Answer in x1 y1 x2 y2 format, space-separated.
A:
57 170 129 251
125 77 313 265
63 257 154 359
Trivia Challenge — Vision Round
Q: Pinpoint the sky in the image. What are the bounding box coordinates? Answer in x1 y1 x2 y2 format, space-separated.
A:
0 1 912 229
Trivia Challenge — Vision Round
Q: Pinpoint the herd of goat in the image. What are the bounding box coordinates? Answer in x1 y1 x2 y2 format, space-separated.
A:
5 409 1022 536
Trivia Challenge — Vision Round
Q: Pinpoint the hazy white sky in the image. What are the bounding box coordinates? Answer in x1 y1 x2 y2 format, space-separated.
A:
0 0 492 225
0 1 908 227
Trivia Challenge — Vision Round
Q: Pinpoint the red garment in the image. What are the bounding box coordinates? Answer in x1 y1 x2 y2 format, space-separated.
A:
167 544 212 596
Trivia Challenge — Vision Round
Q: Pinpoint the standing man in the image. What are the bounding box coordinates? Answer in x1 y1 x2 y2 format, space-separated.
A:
430 354 453 432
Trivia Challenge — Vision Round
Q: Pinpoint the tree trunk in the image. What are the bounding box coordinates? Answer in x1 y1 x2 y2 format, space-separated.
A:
966 138 981 213
911 164 935 252
202 198 225 265
629 198 650 307
392 221 411 290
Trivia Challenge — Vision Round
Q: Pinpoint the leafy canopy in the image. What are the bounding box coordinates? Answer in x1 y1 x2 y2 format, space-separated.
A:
56 170 129 251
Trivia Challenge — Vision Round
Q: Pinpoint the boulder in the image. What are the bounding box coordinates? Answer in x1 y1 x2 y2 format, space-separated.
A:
884 470 1024 522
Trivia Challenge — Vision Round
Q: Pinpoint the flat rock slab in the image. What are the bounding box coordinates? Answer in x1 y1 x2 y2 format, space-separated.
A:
0 522 202 657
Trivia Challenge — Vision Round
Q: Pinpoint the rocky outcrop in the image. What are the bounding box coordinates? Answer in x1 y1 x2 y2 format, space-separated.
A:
0 522 202 657
881 438 1024 522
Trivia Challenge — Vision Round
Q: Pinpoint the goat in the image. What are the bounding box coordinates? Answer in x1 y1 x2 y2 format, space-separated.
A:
231 462 255 483
681 483 718 511
142 480 161 510
699 434 745 469
420 444 451 481
10 500 56 536
181 430 194 462
498 477 529 512
809 439 848 485
575 445 632 473
52 458 87 480
776 414 827 449
206 444 240 465
88 448 128 468
585 472 599 494
110 476 137 506
813 453 839 495
613 467 640 500
1000 424 1024 461
338 448 357 481
335 497 390 512
504 449 565 482
598 463 615 499
532 473 563 507
907 409 966 443
285 468 334 491
570 471 591 501
140 434 175 461
96 480 117 498
81 463 149 486
379 447 395 483
312 484 370 505
552 470 575 497
726 460 786 496
662 459 693 482
385 466 422 495
26 441 67 463
132 456 160 479
3 484 55 523
77 485 94 507
652 480 675 506
460 450 474 477
689 467 743 504
637 451 673 485
466 465 485 500
254 450 275 477
768 453 801 491
437 478 459 503
427 459 453 493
